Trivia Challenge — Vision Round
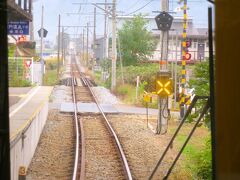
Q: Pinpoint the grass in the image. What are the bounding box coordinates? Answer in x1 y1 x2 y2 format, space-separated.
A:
94 63 212 179
168 123 212 179
43 70 59 86
43 57 62 86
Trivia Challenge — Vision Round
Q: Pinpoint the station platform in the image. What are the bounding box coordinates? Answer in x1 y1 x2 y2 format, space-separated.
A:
9 86 53 180
10 86 53 140
9 87 32 107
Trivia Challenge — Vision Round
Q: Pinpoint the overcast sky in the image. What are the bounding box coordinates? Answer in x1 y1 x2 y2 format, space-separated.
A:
33 0 214 43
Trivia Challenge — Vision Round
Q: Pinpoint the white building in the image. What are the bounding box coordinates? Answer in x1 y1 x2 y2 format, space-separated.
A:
95 15 214 62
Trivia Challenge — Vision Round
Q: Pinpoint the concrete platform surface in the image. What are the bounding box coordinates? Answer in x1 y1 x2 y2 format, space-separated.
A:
10 86 53 140
9 87 32 107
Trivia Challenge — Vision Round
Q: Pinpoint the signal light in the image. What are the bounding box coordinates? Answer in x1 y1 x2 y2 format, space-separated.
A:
184 53 191 60
155 71 173 98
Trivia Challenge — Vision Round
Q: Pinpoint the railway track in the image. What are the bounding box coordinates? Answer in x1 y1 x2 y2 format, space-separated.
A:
71 55 132 180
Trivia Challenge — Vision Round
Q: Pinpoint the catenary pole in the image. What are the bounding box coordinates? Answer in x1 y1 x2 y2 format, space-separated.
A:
104 0 108 58
87 22 89 67
111 0 117 90
40 6 44 85
57 14 61 78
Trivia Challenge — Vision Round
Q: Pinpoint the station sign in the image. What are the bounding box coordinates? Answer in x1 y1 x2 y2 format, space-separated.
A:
8 21 29 35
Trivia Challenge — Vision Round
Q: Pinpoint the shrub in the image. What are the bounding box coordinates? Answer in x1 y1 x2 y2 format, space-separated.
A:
195 137 212 179
116 84 133 97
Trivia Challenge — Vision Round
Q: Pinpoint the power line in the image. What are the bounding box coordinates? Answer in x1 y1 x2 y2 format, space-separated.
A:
124 0 142 13
124 0 154 16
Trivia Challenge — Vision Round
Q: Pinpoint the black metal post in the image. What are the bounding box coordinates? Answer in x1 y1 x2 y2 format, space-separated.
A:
29 0 32 13
0 0 11 179
18 0 22 7
208 7 216 180
24 0 27 10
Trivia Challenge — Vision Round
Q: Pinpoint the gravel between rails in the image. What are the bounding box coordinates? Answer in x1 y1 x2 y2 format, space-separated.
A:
107 114 186 180
75 86 94 102
26 110 75 180
81 114 125 180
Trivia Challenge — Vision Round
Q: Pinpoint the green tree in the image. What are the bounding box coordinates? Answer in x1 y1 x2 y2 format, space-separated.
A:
189 61 209 96
189 61 210 127
118 14 157 66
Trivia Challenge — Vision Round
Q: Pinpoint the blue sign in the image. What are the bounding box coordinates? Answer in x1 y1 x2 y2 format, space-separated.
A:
8 21 29 35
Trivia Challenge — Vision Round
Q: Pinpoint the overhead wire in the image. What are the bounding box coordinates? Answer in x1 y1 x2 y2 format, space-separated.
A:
123 0 155 16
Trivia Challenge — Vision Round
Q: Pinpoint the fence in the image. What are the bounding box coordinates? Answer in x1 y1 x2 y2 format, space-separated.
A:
8 57 42 86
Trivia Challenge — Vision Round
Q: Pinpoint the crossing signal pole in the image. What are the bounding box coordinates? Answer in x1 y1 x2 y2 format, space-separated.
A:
179 0 188 119
156 0 170 134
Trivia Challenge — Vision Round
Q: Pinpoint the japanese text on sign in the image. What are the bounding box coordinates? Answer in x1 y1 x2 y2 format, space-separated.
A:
8 21 29 35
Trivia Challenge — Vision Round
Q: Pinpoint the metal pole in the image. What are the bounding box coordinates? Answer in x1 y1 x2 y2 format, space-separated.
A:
117 34 124 84
40 6 44 85
180 0 188 119
104 0 108 58
0 0 10 178
93 7 96 68
171 34 174 79
24 0 27 10
157 0 169 134
57 14 61 78
87 22 89 67
111 0 117 90
147 102 149 128
174 31 178 109
82 29 85 63
208 7 216 180
62 27 64 65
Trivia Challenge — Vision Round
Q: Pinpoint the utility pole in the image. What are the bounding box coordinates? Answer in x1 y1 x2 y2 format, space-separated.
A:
104 0 108 58
82 28 85 64
86 22 89 67
62 27 64 65
40 5 44 85
156 0 169 134
29 0 34 41
111 0 117 91
57 14 61 78
93 7 96 68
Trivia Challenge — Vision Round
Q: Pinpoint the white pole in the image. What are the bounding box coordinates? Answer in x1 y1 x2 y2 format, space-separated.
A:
31 57 34 84
111 0 117 90
40 5 44 85
136 76 139 100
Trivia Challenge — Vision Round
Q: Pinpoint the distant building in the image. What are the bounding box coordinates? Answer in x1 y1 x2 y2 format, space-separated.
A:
95 37 107 62
95 15 214 62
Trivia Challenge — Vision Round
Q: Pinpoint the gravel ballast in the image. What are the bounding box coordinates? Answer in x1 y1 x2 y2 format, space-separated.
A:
27 110 75 179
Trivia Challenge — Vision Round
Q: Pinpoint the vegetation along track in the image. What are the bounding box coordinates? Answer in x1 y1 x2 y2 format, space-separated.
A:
71 55 133 180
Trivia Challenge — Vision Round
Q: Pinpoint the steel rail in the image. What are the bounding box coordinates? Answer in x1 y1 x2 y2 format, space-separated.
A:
75 63 133 180
71 57 85 180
